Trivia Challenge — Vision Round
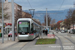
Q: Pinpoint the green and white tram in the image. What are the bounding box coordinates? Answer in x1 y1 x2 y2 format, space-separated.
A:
17 18 41 40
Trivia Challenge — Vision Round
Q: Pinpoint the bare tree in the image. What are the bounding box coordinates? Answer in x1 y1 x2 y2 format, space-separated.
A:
51 19 55 24
71 10 75 30
50 19 56 29
0 1 9 19
71 2 75 30
44 14 51 26
64 9 73 29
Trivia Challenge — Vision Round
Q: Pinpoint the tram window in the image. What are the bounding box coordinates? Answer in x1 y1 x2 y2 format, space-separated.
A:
18 22 30 32
31 24 33 33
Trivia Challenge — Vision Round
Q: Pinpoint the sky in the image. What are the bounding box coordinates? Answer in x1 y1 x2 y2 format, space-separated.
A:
8 0 75 11
8 0 75 23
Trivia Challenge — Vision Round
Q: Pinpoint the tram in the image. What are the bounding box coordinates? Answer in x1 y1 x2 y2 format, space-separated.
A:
17 18 41 40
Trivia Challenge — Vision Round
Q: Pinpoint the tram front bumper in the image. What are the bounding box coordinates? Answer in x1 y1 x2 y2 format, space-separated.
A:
18 35 34 40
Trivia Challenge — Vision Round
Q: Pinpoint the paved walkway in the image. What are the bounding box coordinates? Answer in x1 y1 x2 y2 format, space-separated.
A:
0 40 18 50
0 37 18 50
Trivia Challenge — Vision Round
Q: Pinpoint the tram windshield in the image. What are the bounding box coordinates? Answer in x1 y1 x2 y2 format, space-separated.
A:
18 21 30 33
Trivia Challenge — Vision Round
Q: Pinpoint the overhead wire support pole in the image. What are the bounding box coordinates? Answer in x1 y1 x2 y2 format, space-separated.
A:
11 0 15 41
29 9 35 18
46 8 48 28
2 0 4 43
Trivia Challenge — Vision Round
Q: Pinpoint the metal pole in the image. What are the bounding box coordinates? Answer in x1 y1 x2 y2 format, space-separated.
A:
29 9 35 18
46 8 48 28
2 0 4 43
11 0 15 41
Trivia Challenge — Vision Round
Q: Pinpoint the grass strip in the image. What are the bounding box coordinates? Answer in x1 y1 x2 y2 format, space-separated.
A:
36 38 56 45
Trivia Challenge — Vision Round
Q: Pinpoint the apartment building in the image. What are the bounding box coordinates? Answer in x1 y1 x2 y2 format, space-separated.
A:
0 0 22 34
4 0 22 24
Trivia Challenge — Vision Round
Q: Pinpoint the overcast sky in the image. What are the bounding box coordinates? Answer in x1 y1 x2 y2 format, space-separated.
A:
8 0 75 11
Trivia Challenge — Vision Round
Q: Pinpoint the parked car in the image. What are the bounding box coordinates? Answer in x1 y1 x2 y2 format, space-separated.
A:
8 31 17 37
64 30 68 32
69 29 75 34
61 30 65 33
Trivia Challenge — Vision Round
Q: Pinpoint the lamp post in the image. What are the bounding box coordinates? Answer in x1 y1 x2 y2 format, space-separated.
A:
46 8 48 28
2 0 4 43
29 9 35 18
11 0 15 41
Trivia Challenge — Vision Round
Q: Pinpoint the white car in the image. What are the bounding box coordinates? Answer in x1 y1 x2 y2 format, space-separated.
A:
61 30 65 33
69 29 75 34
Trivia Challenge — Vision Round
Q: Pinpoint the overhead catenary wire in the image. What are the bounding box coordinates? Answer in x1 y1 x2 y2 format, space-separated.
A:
55 0 65 18
27 0 33 9
59 0 65 10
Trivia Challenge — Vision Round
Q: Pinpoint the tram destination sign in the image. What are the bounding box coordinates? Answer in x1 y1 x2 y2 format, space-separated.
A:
19 22 29 27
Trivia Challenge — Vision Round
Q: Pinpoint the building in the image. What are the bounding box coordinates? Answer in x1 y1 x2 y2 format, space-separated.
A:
70 25 75 29
22 11 32 18
0 0 22 34
60 21 67 30
3 0 22 24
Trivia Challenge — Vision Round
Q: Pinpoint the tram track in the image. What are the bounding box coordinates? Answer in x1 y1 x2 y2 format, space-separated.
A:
57 32 75 45
55 34 63 50
3 36 38 50
3 41 28 50
54 31 75 50
53 30 75 45
20 42 28 50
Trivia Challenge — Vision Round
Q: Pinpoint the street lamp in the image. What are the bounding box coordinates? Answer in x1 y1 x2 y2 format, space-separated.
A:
2 0 4 43
29 9 35 18
11 0 15 41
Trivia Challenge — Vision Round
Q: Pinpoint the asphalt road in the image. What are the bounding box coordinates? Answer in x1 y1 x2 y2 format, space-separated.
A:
53 30 75 50
2 30 75 50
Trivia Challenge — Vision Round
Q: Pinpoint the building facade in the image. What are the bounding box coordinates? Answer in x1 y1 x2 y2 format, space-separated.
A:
0 0 22 34
22 11 32 18
3 0 22 24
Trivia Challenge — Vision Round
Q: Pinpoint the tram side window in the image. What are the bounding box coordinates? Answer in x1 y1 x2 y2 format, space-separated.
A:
35 25 38 32
33 24 37 33
31 24 33 33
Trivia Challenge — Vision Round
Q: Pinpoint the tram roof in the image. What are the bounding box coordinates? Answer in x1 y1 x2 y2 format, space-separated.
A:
18 18 32 21
18 18 41 26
